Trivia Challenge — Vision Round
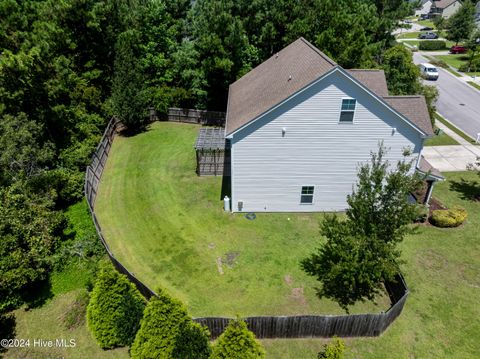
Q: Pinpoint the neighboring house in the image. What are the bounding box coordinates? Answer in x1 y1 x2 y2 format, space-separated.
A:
429 0 462 19
416 0 433 16
223 38 440 213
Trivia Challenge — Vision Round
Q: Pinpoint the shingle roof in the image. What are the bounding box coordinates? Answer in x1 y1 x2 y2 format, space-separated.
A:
347 69 389 97
383 96 434 136
225 38 336 135
417 155 444 180
225 38 433 137
432 0 458 9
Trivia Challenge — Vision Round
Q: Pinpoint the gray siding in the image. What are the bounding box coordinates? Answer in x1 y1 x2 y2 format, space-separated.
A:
230 70 424 212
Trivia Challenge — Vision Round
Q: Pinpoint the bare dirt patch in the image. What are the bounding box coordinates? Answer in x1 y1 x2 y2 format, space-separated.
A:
284 274 294 286
289 287 307 305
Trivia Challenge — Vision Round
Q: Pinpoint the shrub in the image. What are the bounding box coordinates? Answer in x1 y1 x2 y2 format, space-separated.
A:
414 204 429 223
318 337 345 359
86 263 146 349
211 319 265 359
459 58 480 72
430 206 467 227
428 58 448 68
172 321 211 359
130 290 190 359
418 40 446 51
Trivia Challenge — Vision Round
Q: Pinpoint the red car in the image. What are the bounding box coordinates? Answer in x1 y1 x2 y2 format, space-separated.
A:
450 45 467 54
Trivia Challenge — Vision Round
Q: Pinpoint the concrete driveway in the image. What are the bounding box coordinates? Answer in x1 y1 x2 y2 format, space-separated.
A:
422 145 480 171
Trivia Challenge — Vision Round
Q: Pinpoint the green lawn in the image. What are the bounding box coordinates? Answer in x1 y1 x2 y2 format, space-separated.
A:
416 19 435 28
397 31 422 39
264 171 480 358
95 122 388 317
467 81 480 91
4 201 129 359
424 129 459 146
435 113 476 144
435 55 480 76
94 122 480 358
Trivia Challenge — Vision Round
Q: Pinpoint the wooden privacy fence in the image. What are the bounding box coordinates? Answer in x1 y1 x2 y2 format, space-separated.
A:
195 275 408 339
84 117 157 299
84 117 409 339
149 107 226 126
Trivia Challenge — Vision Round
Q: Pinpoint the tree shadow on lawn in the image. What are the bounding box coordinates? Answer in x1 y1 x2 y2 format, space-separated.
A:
0 312 16 353
449 177 480 202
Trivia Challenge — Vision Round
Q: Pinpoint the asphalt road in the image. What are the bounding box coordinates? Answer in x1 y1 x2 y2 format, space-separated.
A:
413 52 480 141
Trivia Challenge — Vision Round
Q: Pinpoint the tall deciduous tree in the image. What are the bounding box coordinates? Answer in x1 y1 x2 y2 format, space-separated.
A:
302 144 422 311
382 45 420 95
447 0 476 45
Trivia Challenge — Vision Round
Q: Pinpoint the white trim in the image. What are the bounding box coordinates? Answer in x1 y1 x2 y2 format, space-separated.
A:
300 185 315 204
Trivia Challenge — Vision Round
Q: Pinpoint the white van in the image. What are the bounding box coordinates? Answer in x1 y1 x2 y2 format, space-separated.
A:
420 63 439 81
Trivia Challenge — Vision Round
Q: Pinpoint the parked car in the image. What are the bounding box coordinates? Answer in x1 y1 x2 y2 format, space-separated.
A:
404 19 413 24
420 14 429 20
418 32 438 39
420 26 434 31
449 45 467 54
419 63 439 81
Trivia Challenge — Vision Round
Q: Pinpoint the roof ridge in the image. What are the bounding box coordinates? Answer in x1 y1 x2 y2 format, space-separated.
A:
383 95 425 98
299 37 337 66
348 69 384 72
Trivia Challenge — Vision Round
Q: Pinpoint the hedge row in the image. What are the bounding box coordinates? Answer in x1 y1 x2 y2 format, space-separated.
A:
418 40 446 51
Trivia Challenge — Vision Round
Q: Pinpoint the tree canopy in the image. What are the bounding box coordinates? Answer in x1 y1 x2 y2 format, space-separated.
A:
302 144 422 311
446 0 477 45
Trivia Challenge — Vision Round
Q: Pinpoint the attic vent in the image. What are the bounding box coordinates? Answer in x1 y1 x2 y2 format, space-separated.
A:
275 53 279 59
288 75 292 81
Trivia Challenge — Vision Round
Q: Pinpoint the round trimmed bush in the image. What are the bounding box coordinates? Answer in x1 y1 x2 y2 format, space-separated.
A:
86 262 146 349
211 319 265 359
430 206 467 227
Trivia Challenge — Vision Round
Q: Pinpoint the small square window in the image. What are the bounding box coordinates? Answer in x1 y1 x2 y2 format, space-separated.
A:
301 186 314 204
341 99 356 111
340 99 356 123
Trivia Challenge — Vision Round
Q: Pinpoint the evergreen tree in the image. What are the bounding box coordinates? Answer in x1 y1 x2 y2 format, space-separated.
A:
130 289 211 358
446 0 476 45
302 144 422 311
211 319 265 359
111 29 147 131
86 263 145 349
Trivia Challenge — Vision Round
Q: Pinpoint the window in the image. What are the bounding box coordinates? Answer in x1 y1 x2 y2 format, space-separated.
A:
339 98 356 122
300 186 314 204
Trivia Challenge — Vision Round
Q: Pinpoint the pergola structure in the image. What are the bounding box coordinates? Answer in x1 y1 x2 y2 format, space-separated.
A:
194 127 230 176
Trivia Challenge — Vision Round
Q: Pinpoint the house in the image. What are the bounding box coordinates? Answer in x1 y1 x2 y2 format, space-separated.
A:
429 0 462 19
415 0 433 17
222 38 441 213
